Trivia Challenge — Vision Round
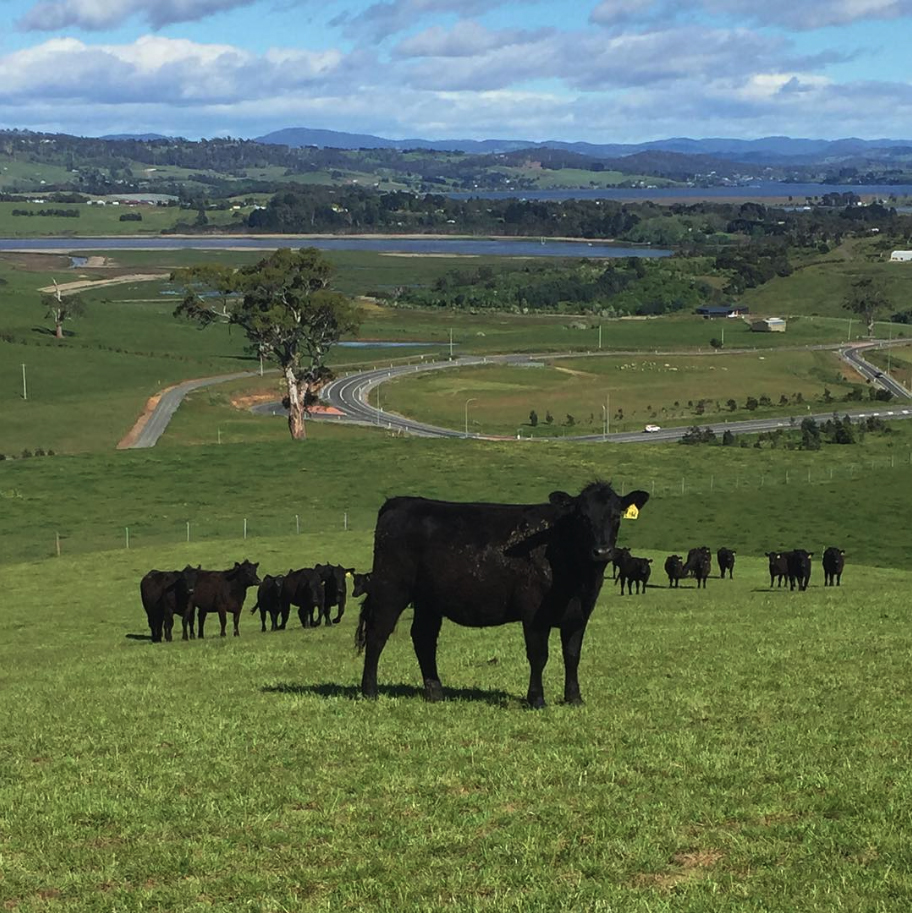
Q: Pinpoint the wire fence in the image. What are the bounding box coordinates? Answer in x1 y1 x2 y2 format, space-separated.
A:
4 450 910 567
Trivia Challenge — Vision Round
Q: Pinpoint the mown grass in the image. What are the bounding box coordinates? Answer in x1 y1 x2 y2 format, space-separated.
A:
2 539 911 911
378 350 872 436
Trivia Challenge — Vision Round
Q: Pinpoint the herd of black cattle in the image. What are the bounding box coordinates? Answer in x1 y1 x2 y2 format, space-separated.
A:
139 559 371 643
612 545 847 595
139 547 847 643
137 483 848 709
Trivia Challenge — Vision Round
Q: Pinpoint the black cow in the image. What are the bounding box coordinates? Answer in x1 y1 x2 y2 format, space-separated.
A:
767 551 789 588
352 571 372 598
250 574 285 632
356 481 649 707
787 549 813 591
683 546 711 589
822 547 846 587
611 547 630 581
315 564 355 625
664 555 683 588
193 560 261 638
282 567 326 628
717 547 736 579
140 565 200 643
614 550 652 595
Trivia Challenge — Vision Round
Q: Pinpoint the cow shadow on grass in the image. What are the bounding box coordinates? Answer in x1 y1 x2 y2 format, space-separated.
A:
124 632 153 641
263 681 515 707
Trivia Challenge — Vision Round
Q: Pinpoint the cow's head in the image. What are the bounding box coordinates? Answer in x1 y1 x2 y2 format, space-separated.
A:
180 564 201 592
352 571 372 598
232 559 261 588
550 481 649 562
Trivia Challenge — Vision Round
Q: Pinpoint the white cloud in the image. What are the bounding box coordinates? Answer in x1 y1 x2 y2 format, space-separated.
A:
395 20 552 57
17 0 259 31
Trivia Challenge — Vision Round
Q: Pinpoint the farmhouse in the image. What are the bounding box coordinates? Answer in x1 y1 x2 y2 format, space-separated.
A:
751 317 786 333
890 250 912 262
695 304 750 318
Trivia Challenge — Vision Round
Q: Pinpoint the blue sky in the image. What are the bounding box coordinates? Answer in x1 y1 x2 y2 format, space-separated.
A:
1 0 911 142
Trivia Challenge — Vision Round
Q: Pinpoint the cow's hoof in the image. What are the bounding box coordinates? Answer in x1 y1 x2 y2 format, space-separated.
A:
528 697 546 710
361 690 379 701
564 695 584 707
424 680 444 702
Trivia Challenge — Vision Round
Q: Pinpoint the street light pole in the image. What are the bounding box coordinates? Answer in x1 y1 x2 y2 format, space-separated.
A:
464 397 477 437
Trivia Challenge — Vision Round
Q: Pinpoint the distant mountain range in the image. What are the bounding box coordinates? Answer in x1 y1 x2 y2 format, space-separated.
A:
253 127 912 165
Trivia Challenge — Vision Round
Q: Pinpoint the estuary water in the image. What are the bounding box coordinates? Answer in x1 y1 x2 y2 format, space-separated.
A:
0 236 671 259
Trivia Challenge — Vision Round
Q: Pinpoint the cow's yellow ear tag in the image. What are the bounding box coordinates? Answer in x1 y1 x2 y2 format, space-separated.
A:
345 572 353 578
623 505 639 520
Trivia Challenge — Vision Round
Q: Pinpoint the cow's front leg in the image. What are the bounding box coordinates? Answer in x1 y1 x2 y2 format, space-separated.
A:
197 610 207 639
560 622 587 705
219 610 227 637
411 610 443 701
522 623 550 709
233 611 240 637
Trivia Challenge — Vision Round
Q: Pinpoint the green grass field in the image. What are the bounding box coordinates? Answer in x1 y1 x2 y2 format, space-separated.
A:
4 230 912 907
0 202 244 237
2 432 912 910
379 350 874 436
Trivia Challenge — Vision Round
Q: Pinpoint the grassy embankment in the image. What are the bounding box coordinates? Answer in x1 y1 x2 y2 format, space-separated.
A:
379 350 900 437
2 434 912 910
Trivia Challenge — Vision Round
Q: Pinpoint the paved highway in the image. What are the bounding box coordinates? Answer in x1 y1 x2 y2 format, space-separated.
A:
139 339 912 447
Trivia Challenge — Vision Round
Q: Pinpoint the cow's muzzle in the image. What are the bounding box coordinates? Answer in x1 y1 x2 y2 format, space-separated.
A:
592 546 614 561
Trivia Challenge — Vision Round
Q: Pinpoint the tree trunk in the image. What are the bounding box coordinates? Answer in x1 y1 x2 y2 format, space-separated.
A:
284 366 306 440
55 323 63 339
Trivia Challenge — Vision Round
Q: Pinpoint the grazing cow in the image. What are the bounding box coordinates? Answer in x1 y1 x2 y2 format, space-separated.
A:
683 546 711 589
352 571 372 598
822 547 846 587
664 555 683 588
767 551 789 588
787 549 813 591
315 564 355 625
140 565 200 643
250 574 285 632
614 550 652 595
282 567 326 628
356 481 650 707
717 547 736 579
193 560 261 638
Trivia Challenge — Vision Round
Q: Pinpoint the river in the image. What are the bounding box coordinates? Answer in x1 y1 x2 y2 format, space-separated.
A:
0 236 671 259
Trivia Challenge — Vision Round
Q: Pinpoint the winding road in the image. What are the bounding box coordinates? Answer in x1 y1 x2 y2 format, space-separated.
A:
244 340 912 446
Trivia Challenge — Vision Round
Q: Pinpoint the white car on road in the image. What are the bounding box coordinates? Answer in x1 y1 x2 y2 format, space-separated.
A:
643 424 662 433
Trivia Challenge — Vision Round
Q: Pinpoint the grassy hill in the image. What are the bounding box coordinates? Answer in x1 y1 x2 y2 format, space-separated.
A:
3 239 912 909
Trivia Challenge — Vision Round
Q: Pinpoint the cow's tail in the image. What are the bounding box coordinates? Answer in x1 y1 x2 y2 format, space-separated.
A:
355 596 372 655
249 600 260 614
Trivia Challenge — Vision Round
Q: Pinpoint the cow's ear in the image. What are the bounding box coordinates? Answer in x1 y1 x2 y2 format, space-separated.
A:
549 490 574 509
622 490 650 510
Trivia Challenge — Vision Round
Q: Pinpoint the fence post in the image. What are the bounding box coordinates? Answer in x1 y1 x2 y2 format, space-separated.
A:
786 470 789 485
243 518 247 540
681 478 685 495
344 511 349 531
186 521 191 543
55 532 61 557
295 514 300 535
125 527 130 550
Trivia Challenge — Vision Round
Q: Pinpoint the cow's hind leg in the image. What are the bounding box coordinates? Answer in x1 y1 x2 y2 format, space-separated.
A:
232 610 241 637
522 622 550 709
358 589 410 700
411 610 444 701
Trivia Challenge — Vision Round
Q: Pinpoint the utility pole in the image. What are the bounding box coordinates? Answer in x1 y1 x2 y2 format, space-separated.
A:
21 364 27 400
598 325 602 350
449 328 454 360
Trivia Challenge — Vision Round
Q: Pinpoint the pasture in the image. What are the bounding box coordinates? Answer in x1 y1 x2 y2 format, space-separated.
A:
2 525 912 910
4 225 912 906
378 350 876 436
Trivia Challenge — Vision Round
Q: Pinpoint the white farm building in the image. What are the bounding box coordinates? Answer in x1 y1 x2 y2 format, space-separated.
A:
890 250 912 262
